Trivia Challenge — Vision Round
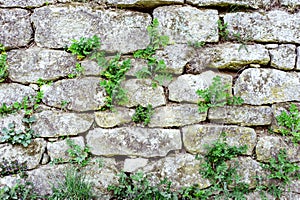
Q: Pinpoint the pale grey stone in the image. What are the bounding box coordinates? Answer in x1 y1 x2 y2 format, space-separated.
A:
269 44 296 70
122 79 166 108
0 9 32 48
265 44 279 49
95 107 134 128
80 60 103 76
234 68 300 105
297 47 300 70
124 158 148 172
149 104 206 127
41 152 50 165
168 71 232 103
41 77 106 112
0 0 54 7
86 127 181 157
187 0 271 9
107 0 184 7
47 137 85 161
153 6 218 44
281 0 300 7
256 136 300 162
32 110 94 137
281 192 300 200
0 175 20 188
224 10 300 43
0 83 36 106
286 180 300 194
208 105 273 126
31 5 151 53
0 138 46 169
7 47 77 83
189 43 269 71
182 125 256 155
0 111 25 132
126 57 148 76
246 192 275 200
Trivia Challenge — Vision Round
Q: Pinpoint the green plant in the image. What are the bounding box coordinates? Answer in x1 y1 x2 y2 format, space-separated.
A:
49 167 94 200
0 180 41 200
0 44 8 83
134 18 172 88
108 171 178 200
196 76 244 113
232 32 250 52
100 54 131 110
36 78 53 87
60 100 70 111
0 158 27 178
187 41 205 49
275 104 300 144
217 20 229 41
68 63 85 79
0 116 38 147
132 104 154 126
68 35 101 60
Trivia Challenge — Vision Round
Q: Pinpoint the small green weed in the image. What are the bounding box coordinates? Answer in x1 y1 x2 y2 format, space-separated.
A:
0 158 27 178
134 18 172 88
36 78 53 87
187 41 205 49
232 32 250 52
0 44 8 83
196 76 244 113
68 63 85 79
68 35 101 60
0 180 41 200
60 100 70 111
49 167 94 200
132 104 154 126
275 103 300 144
217 19 229 41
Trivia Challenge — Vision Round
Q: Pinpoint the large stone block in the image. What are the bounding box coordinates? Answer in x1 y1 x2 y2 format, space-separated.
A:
0 0 54 7
153 6 218 43
234 68 300 105
269 44 296 70
107 0 184 8
0 83 36 106
187 0 271 9
7 48 77 84
41 77 106 112
95 107 134 128
31 5 151 53
0 9 32 48
224 10 300 43
182 125 256 155
86 127 181 157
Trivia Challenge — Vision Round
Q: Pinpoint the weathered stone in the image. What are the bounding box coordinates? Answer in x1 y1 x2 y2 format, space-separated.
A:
208 105 272 126
269 44 296 70
0 9 32 48
245 192 275 200
149 104 206 127
297 47 300 70
234 68 300 105
281 192 300 200
281 0 300 7
0 111 25 132
256 136 300 162
224 10 300 43
265 44 279 49
0 138 46 169
126 57 149 76
187 0 271 9
182 125 256 155
7 48 77 83
286 179 300 194
80 60 103 76
0 83 36 106
0 0 54 8
0 175 20 188
107 0 184 8
47 137 85 161
153 6 218 43
124 158 148 172
168 71 232 103
189 43 269 71
95 107 134 128
41 152 50 165
140 154 210 189
41 77 106 112
86 127 181 157
122 79 166 108
31 6 151 53
32 110 94 137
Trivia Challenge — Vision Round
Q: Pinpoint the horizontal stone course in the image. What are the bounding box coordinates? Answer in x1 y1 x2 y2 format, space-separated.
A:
269 44 296 70
107 0 184 7
0 83 36 106
187 0 271 9
0 0 54 7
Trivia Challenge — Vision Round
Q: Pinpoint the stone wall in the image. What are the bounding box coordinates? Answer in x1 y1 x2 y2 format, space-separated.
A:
0 0 300 199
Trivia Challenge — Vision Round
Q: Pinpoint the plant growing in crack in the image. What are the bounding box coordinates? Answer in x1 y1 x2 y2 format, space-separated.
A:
0 44 8 83
132 104 154 126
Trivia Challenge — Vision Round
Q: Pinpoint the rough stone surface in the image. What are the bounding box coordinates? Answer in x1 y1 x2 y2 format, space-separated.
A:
187 0 271 8
95 107 134 128
153 6 218 43
32 110 94 137
281 0 300 6
0 111 25 132
208 105 273 126
149 104 206 127
122 79 166 108
269 44 296 70
224 10 300 43
297 47 300 70
7 48 77 83
80 60 103 76
0 83 36 106
256 135 300 162
168 71 232 103
182 125 256 155
234 68 300 105
0 9 32 48
41 77 106 111
86 127 181 157
0 138 46 169
189 43 269 71
0 0 54 7
124 158 148 172
31 6 151 53
107 0 184 7
47 137 85 161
